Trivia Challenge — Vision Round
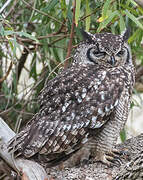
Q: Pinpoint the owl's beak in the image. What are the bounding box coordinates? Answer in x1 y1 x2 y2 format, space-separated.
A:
109 55 115 66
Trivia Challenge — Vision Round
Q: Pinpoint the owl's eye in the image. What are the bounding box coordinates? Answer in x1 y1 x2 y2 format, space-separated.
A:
87 47 106 64
116 50 125 57
93 51 106 58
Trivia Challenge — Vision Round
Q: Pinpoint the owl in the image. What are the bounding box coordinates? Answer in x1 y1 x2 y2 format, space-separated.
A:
8 29 135 168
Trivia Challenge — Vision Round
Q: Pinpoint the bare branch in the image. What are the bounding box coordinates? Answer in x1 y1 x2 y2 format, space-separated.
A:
0 61 13 84
0 117 48 180
0 0 13 14
21 0 65 26
64 0 76 69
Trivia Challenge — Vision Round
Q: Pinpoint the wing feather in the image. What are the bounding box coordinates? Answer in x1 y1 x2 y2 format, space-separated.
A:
8 64 125 162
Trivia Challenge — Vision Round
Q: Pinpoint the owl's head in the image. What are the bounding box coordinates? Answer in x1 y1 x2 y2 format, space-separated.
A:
73 29 132 68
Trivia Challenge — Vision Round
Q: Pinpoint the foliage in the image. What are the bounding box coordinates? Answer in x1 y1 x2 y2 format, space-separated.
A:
0 0 143 137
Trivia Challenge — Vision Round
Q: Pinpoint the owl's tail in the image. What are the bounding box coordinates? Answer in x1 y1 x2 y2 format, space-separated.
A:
32 148 80 168
7 127 30 157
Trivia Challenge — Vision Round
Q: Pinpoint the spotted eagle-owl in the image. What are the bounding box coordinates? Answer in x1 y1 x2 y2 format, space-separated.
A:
8 29 135 167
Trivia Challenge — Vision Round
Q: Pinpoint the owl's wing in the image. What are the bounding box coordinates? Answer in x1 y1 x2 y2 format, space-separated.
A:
8 65 125 162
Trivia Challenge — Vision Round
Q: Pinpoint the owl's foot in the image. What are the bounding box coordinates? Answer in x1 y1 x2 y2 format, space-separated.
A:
94 148 130 167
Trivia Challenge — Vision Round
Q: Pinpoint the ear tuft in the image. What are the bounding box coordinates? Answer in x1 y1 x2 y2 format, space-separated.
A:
121 27 131 41
80 29 94 42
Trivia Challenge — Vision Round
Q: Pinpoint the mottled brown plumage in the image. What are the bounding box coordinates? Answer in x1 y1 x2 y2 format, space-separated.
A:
8 29 135 167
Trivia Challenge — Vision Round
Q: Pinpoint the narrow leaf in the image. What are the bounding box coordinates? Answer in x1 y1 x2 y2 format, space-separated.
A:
12 35 17 56
97 11 118 32
97 15 108 22
44 0 58 11
18 32 38 42
60 0 67 19
0 25 5 36
124 10 143 29
119 15 126 33
128 29 141 43
75 0 81 26
128 0 138 6
3 30 16 36
120 129 126 142
85 0 91 31
102 0 112 18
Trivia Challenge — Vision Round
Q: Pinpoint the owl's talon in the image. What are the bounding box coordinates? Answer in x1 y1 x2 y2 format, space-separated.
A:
103 149 130 167
105 154 122 167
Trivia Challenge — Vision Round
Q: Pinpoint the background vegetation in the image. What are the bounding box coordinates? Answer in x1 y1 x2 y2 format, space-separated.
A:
0 0 143 140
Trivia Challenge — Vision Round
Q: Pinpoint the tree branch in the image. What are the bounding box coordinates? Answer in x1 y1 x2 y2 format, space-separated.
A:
0 117 48 180
0 0 13 14
64 0 76 69
21 0 65 26
0 61 13 84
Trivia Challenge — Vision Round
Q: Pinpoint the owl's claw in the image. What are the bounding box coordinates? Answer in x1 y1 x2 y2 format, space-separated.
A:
93 148 130 167
104 148 130 167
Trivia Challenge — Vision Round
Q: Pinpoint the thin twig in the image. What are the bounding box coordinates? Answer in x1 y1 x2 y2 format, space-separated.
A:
0 0 13 14
13 108 34 116
80 9 100 21
0 61 13 84
48 35 69 46
21 0 65 26
17 47 29 81
5 0 19 18
64 0 76 69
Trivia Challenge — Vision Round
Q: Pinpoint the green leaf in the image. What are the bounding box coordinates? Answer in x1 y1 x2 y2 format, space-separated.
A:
85 0 91 31
120 129 126 142
102 0 112 19
97 10 119 32
0 25 5 36
128 29 141 43
1 30 38 42
75 0 81 26
119 14 126 33
60 0 67 19
124 10 143 29
3 30 16 36
18 32 38 42
12 35 17 57
44 0 58 11
138 6 143 14
128 0 138 6
8 39 14 54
